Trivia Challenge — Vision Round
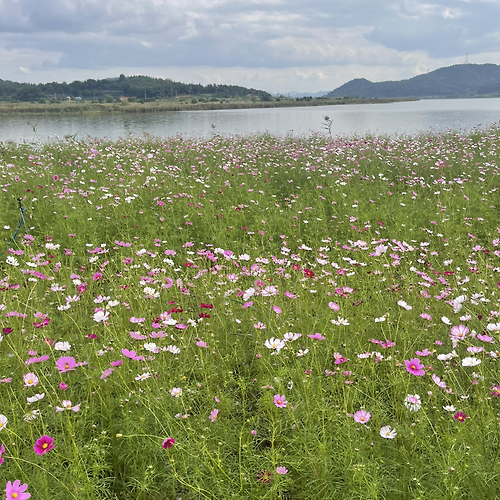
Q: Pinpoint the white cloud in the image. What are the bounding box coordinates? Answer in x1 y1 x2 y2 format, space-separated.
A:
0 0 499 92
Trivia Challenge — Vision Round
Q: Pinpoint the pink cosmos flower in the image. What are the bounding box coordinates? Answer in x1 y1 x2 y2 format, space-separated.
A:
23 373 39 387
404 358 425 376
307 333 325 340
333 352 347 364
129 331 147 340
432 374 447 388
0 443 5 465
34 435 55 455
130 317 145 323
209 409 219 422
353 410 371 424
55 356 77 373
490 385 500 397
276 466 288 475
273 394 288 408
121 349 144 361
328 302 340 311
415 349 432 357
450 325 468 347
477 334 494 343
100 368 114 379
162 438 175 449
55 400 81 412
5 479 30 500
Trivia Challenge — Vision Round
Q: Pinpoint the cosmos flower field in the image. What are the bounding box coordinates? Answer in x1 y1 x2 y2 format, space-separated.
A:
1 127 500 499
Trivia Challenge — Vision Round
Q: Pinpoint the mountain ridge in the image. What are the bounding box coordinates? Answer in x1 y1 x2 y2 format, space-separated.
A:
326 64 500 99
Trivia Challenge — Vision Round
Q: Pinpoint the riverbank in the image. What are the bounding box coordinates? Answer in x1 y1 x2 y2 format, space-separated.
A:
0 96 418 114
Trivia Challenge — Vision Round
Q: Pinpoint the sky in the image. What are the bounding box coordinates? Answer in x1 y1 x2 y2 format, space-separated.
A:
1 0 500 94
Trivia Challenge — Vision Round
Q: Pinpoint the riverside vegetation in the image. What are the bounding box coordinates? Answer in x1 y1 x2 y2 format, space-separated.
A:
0 96 414 115
0 125 500 499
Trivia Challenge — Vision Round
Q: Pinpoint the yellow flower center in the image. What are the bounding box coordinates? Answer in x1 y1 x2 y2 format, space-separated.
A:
43 443 48 449
12 494 18 499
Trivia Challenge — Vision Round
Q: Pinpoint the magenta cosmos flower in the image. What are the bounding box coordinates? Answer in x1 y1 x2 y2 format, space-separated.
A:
162 438 175 449
5 480 30 500
34 435 55 455
273 394 288 408
404 358 425 376
453 412 467 422
353 410 371 424
55 356 77 373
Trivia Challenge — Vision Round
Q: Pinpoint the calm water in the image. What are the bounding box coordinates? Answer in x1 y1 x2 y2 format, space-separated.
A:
1 98 500 144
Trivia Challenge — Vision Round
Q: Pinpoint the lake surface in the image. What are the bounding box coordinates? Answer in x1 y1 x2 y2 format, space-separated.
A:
1 98 500 144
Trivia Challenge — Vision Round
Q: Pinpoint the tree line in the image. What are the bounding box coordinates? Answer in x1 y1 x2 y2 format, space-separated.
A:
0 74 272 102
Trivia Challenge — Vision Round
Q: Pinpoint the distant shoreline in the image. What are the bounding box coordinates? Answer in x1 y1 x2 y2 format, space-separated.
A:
0 97 418 115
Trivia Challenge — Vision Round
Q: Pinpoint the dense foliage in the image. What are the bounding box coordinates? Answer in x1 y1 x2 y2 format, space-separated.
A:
0 74 271 102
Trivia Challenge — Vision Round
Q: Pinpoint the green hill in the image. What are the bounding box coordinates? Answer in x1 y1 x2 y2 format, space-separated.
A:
0 74 271 102
326 64 500 98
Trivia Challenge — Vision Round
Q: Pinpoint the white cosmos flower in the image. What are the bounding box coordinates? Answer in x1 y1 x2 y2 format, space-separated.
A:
379 425 397 439
437 351 458 361
135 372 151 381
27 393 45 404
404 394 422 412
397 300 412 310
170 387 183 397
6 256 19 266
283 332 302 342
54 341 71 351
144 342 158 353
23 410 40 421
461 357 481 367
264 337 286 353
0 414 7 431
243 289 255 302
93 310 110 322
487 323 500 334
295 349 309 357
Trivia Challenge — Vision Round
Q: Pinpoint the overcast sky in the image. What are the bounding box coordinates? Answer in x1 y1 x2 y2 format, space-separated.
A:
1 0 500 94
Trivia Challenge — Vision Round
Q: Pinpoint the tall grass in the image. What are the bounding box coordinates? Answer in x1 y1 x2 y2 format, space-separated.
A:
0 127 500 498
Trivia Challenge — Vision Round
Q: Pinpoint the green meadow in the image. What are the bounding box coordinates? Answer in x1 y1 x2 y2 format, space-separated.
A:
0 126 500 499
